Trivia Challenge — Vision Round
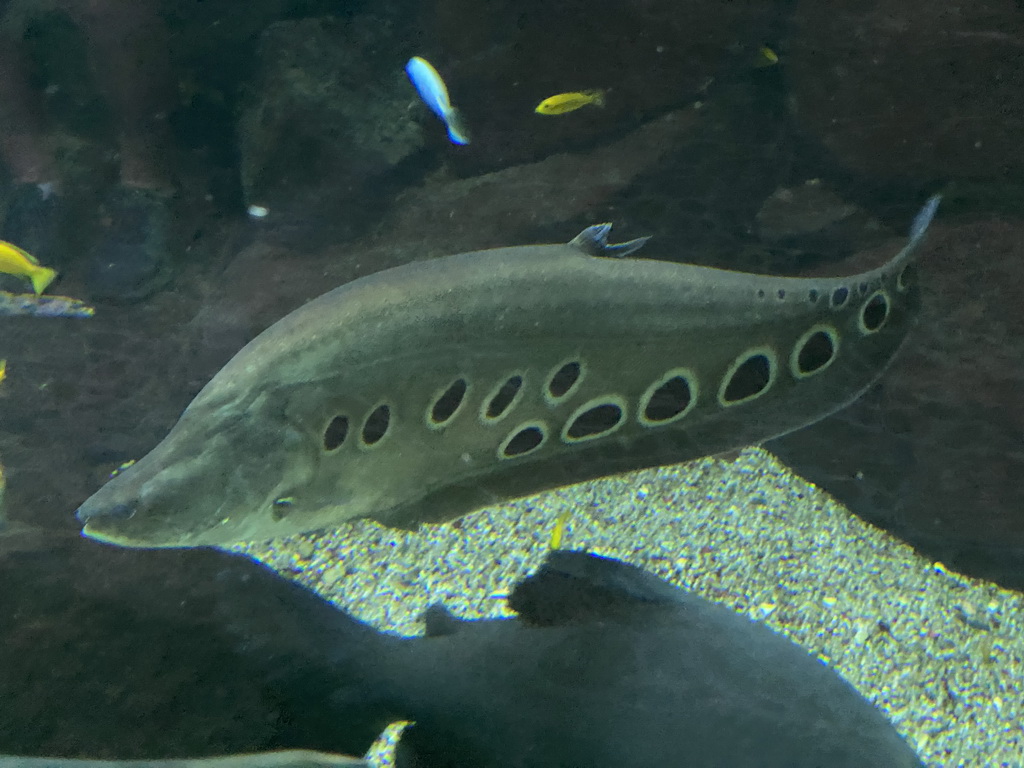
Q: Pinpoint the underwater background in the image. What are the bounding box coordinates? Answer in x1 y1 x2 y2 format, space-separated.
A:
1 0 1023 766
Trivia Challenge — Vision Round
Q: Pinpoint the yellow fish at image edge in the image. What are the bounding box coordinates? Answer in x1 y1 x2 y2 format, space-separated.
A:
0 359 6 385
535 90 605 116
0 240 57 295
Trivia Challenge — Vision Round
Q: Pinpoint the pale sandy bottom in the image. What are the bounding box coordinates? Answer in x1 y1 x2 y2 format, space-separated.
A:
235 447 1023 768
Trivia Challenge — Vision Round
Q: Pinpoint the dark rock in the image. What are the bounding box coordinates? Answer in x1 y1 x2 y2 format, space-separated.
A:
0 534 389 759
237 13 426 243
787 0 1024 184
756 180 887 251
85 188 174 304
197 108 700 340
421 0 780 177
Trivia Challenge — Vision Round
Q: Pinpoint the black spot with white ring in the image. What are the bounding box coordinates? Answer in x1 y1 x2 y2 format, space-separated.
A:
323 415 350 451
482 374 525 421
719 348 777 406
545 360 584 403
562 397 627 443
499 422 548 459
361 404 391 446
859 290 890 334
638 369 698 426
429 378 469 427
790 325 840 379
896 263 916 293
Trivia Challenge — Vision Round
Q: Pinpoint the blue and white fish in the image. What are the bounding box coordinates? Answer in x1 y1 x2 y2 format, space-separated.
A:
405 56 470 145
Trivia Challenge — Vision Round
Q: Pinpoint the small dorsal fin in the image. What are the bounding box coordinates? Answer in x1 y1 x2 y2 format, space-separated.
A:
507 550 681 627
569 223 651 259
421 604 464 637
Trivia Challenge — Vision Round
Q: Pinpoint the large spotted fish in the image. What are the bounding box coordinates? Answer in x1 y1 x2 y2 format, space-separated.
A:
76 197 940 547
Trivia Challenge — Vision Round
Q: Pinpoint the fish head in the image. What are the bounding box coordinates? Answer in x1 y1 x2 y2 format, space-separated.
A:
76 390 321 547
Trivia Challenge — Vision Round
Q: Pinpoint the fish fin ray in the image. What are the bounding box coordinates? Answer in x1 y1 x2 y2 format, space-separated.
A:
570 224 651 258
30 266 57 295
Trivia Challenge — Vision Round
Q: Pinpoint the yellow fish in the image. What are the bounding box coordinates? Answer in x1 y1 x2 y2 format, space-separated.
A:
549 510 570 550
0 240 57 295
0 359 6 385
534 90 605 116
754 46 779 68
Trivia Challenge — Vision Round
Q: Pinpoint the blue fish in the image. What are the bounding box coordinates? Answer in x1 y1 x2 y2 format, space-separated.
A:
405 56 470 145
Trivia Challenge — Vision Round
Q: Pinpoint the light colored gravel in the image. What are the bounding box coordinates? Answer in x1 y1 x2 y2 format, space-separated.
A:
234 447 1023 768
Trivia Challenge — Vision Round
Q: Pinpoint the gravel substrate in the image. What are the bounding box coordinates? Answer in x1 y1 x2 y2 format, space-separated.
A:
234 447 1023 768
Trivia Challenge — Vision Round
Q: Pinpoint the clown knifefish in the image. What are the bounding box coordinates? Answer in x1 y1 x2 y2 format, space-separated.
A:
76 196 940 547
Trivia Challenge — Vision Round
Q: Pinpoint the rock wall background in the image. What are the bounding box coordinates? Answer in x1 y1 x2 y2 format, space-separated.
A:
2 0 1023 588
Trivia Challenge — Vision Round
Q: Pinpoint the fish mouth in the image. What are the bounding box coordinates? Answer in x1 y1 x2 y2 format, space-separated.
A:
76 501 186 549
80 521 180 549
76 501 135 524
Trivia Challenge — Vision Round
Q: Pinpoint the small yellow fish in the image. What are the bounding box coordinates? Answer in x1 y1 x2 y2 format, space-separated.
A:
0 359 6 385
0 240 57 295
549 510 570 550
109 459 137 479
534 90 605 116
754 46 779 68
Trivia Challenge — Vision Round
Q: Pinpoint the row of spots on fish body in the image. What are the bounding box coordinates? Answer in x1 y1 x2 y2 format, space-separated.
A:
772 256 912 312
314 281 899 465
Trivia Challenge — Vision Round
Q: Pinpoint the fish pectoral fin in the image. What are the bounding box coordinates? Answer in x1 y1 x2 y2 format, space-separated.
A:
569 223 651 259
29 266 57 295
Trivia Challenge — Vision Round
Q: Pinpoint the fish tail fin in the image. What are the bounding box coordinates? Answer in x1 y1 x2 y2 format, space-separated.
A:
30 266 57 295
589 89 606 107
891 195 941 268
444 107 471 145
910 195 942 244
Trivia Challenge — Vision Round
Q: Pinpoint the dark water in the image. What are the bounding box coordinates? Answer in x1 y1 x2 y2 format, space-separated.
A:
0 0 1021 764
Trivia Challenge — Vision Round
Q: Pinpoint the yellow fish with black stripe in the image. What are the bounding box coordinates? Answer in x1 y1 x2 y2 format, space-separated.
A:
0 240 57 295
535 89 605 115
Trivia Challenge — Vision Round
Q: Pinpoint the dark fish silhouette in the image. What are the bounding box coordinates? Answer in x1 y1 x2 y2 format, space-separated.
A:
76 198 939 547
218 550 925 768
0 753 366 768
0 535 922 767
